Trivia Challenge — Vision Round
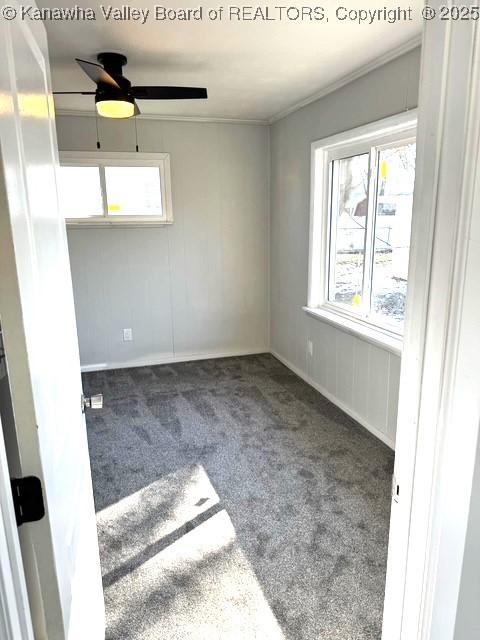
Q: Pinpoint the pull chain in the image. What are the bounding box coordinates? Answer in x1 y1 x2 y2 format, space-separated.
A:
134 115 139 152
95 113 101 150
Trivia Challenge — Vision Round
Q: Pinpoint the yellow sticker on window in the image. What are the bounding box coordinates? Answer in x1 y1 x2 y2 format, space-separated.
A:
380 160 388 180
108 204 121 212
352 293 362 307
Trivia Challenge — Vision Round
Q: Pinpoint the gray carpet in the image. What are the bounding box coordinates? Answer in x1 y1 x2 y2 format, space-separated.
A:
83 353 393 640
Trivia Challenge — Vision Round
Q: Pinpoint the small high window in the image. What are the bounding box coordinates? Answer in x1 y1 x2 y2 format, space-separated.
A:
58 152 173 226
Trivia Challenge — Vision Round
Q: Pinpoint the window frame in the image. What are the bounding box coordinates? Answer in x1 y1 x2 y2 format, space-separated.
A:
306 111 417 351
59 151 173 227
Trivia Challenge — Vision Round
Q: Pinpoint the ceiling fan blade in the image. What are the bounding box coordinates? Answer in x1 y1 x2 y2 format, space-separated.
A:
75 58 120 88
53 91 96 95
132 86 208 100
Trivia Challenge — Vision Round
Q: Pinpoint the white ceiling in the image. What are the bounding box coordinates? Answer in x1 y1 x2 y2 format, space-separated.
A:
40 0 423 122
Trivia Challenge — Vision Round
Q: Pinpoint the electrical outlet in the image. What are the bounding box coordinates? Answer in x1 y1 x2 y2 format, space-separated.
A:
307 339 313 357
123 328 133 342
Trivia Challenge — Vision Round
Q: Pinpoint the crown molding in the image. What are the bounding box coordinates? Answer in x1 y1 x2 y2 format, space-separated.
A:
54 109 269 126
268 33 423 124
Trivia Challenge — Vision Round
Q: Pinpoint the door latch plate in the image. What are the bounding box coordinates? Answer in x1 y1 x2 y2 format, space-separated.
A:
81 393 103 413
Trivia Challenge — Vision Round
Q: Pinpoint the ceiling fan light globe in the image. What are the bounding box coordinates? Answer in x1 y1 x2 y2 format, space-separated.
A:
96 99 134 119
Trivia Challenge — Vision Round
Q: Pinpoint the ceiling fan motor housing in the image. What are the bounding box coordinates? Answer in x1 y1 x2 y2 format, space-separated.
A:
95 53 132 115
97 52 128 78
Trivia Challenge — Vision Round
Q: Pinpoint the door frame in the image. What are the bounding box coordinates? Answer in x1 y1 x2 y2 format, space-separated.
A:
383 7 480 640
0 412 34 640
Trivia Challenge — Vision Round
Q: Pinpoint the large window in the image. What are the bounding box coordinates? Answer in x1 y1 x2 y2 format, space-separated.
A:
308 112 417 344
58 152 173 226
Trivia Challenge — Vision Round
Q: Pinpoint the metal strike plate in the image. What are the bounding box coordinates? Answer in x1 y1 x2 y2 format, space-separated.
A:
81 393 103 412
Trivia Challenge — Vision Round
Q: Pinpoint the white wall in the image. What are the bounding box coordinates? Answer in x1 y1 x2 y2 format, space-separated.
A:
269 47 421 448
56 115 269 369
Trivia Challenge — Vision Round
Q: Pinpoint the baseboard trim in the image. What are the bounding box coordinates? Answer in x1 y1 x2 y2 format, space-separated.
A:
270 349 395 450
82 346 395 450
80 348 269 373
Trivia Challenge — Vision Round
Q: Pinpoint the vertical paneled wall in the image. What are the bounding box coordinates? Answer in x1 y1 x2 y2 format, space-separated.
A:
269 47 421 448
57 116 269 369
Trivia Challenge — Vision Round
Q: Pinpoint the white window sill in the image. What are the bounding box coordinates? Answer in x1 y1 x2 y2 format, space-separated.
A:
303 306 403 356
66 219 173 229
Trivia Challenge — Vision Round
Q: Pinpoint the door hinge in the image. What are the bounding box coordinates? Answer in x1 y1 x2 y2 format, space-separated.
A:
10 476 45 526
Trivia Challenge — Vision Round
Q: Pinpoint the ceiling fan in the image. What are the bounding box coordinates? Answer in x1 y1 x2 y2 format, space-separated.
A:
54 52 208 118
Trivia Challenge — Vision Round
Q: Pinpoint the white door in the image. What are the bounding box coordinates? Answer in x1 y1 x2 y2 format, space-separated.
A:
0 5 104 640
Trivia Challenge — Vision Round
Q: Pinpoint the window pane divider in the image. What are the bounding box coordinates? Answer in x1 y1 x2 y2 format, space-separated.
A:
327 161 338 302
362 147 379 318
98 166 108 217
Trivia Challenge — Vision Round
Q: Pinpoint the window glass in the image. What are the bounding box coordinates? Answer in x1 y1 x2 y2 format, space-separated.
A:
57 166 103 218
104 166 163 216
371 142 416 329
329 153 369 309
